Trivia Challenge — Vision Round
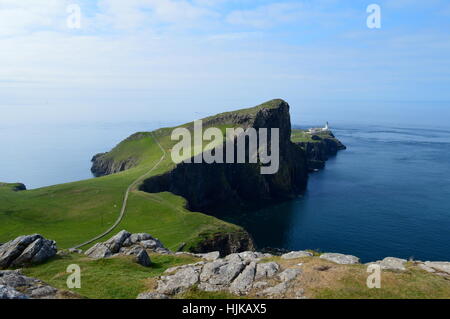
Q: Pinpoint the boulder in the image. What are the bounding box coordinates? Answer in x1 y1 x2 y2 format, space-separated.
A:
0 235 57 269
200 260 245 286
419 262 450 275
252 281 269 289
258 282 289 297
320 253 360 265
195 251 220 261
255 262 280 280
0 270 59 299
229 262 256 295
137 292 169 299
104 230 131 253
85 243 112 259
29 285 58 298
165 261 206 274
124 246 151 267
369 257 407 271
130 233 153 244
140 239 164 250
281 251 313 260
278 268 302 282
157 266 201 295
0 285 28 299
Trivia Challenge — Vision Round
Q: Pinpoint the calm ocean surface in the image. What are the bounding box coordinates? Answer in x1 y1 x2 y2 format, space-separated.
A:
1 122 450 262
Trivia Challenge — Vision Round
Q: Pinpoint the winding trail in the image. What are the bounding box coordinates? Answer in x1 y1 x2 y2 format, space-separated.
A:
70 133 166 250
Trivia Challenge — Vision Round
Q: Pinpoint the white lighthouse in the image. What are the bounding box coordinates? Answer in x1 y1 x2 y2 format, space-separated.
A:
308 122 330 134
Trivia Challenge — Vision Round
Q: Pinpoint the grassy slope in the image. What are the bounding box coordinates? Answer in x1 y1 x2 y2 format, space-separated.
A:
0 120 243 250
0 100 283 249
22 253 200 299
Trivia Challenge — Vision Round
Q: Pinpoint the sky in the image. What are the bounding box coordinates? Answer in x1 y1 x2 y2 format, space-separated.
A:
1 0 450 127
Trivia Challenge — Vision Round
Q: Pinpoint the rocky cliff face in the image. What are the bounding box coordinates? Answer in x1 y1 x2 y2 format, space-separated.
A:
295 132 346 171
188 230 256 256
140 99 309 214
91 152 138 177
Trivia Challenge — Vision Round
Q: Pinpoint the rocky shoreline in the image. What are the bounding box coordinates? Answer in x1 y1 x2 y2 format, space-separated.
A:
1 231 449 299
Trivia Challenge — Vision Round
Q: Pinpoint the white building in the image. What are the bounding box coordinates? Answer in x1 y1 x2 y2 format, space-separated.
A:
308 122 330 134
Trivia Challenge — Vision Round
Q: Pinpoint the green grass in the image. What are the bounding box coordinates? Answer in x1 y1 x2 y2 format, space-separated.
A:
22 253 199 299
313 265 450 299
0 100 280 250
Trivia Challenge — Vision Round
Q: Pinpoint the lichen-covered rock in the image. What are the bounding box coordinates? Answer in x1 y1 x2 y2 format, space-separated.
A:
85 243 113 259
255 262 280 280
104 230 131 253
85 230 170 264
137 292 169 299
0 285 28 299
281 251 313 260
0 235 57 269
258 282 289 297
0 270 60 299
124 246 151 267
195 251 220 261
229 262 256 295
320 253 360 265
278 268 302 282
419 262 450 276
369 257 407 271
157 266 201 295
200 260 245 286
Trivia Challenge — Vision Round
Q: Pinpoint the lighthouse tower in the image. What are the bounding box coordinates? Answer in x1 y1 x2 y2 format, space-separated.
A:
323 122 330 131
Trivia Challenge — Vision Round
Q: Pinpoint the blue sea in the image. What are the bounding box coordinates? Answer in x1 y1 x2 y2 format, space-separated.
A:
1 122 450 263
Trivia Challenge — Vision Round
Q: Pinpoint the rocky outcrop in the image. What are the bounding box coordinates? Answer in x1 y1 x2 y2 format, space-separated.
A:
319 253 360 265
0 182 26 192
0 270 73 299
418 261 450 276
295 132 346 171
140 100 309 215
0 284 28 299
90 132 151 177
84 230 169 267
152 250 304 298
281 251 313 259
189 230 255 257
368 257 407 271
91 152 138 177
0 235 57 269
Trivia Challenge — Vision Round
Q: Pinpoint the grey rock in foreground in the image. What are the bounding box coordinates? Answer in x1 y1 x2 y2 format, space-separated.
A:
229 262 256 295
157 266 201 295
84 230 168 266
0 285 28 299
368 257 407 271
255 262 279 280
0 270 62 299
137 292 169 299
85 243 113 259
258 282 289 297
320 253 360 265
419 262 450 276
278 268 302 282
123 246 151 267
0 234 57 269
281 251 313 260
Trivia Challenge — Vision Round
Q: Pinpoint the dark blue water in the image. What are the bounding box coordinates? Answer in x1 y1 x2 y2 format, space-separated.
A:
1 122 450 262
221 125 450 262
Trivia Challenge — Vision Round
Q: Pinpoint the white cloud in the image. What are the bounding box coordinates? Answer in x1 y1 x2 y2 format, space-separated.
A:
94 0 218 31
226 2 305 28
0 0 70 36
